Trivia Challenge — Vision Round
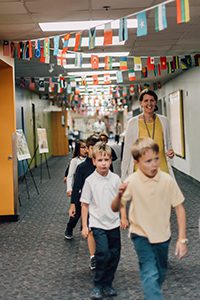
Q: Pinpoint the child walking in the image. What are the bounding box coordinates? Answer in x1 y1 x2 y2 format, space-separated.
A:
112 138 188 300
81 142 128 300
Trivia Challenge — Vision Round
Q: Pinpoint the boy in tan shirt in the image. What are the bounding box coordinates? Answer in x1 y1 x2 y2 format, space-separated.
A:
112 137 188 300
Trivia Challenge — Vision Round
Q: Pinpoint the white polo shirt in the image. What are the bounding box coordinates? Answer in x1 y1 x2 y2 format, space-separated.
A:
80 170 121 230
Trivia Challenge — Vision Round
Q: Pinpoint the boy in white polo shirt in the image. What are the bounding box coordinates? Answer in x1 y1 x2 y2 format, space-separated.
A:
112 137 188 300
81 142 128 300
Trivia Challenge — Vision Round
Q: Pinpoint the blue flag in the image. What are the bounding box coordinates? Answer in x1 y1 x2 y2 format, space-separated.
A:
119 17 128 42
137 12 147 37
53 36 60 56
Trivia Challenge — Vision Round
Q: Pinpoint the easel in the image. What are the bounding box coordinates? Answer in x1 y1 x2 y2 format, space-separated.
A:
20 158 40 199
40 152 51 182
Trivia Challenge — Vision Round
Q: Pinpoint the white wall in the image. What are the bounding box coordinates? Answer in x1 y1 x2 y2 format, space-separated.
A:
157 67 200 181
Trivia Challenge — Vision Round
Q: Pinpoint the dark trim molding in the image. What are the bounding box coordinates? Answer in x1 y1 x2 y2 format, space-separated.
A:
0 215 19 222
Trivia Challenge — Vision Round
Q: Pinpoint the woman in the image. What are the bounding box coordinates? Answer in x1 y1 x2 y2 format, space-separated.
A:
121 89 174 181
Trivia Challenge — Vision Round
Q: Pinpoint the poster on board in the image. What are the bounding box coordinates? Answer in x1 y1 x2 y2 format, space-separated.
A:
37 128 49 154
16 129 31 161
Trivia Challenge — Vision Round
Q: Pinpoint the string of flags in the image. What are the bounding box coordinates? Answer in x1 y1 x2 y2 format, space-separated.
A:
2 0 190 62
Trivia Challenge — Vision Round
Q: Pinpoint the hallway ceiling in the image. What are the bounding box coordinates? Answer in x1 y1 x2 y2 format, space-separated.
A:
0 0 200 85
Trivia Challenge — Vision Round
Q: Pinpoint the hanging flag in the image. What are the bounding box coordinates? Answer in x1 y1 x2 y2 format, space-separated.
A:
147 57 155 71
134 56 142 71
89 27 96 50
104 74 111 84
48 78 55 93
24 41 30 60
155 4 167 32
75 53 83 68
18 42 24 59
57 50 66 66
119 17 128 42
129 84 135 95
62 33 70 53
122 86 127 97
35 40 41 58
194 54 200 66
3 40 10 56
180 55 192 70
170 60 176 73
160 56 167 69
39 78 45 92
91 55 99 69
74 32 82 51
81 76 87 86
128 70 136 81
53 36 60 56
104 22 113 46
10 42 15 58
176 0 190 24
29 78 35 91
29 41 32 59
40 48 50 64
120 57 128 70
44 38 50 57
92 75 99 85
104 56 113 70
141 66 148 78
137 12 147 37
137 84 142 94
167 61 172 73
173 56 180 69
116 71 123 83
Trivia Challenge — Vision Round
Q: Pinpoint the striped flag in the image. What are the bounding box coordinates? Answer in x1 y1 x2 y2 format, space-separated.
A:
119 17 128 42
104 74 111 85
62 33 70 53
57 50 66 66
116 71 123 83
176 0 190 23
134 56 142 71
122 86 127 97
35 40 41 58
120 57 128 70
53 36 60 56
3 40 10 56
89 28 96 49
104 56 112 70
137 12 147 37
75 53 83 68
128 70 136 81
91 55 99 69
155 4 167 32
104 23 113 45
44 38 50 57
74 32 82 52
147 57 155 71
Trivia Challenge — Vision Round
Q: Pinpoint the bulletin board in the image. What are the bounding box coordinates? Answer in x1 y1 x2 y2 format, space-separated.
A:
168 90 185 158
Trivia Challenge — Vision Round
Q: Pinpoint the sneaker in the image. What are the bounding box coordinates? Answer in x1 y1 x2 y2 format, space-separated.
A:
90 287 104 299
65 232 73 240
103 286 117 297
89 256 96 270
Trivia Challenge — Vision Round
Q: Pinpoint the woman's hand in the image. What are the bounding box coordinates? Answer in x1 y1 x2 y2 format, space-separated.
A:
82 226 89 239
167 148 174 158
69 204 76 217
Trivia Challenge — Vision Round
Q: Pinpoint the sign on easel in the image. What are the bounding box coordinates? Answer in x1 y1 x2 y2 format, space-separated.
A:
16 129 31 161
37 128 49 154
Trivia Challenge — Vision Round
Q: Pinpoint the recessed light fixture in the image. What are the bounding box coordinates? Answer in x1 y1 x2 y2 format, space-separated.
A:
39 19 137 31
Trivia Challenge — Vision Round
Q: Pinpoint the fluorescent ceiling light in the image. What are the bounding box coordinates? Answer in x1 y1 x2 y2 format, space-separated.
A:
39 19 137 31
67 36 125 47
64 62 120 69
66 52 129 58
68 70 118 76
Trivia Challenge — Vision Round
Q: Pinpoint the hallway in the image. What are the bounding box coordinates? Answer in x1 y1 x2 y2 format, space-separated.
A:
0 151 200 300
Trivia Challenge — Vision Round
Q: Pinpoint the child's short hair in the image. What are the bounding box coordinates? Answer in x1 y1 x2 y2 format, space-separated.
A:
131 138 159 161
92 141 112 159
86 135 99 148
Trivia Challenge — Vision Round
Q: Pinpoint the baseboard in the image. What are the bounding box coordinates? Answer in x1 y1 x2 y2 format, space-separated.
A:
0 215 19 222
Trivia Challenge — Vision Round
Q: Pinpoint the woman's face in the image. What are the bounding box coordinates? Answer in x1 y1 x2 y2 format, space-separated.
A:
79 143 88 157
140 94 157 115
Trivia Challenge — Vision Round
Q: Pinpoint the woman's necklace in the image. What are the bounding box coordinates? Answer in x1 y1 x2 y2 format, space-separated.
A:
143 114 156 139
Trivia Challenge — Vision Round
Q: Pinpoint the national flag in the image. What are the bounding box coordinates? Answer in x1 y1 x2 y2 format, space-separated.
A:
134 56 142 71
141 66 148 78
119 17 128 42
44 38 50 57
122 86 127 97
170 60 175 73
3 40 10 56
128 70 136 81
48 78 55 93
35 40 41 58
10 42 15 58
18 42 24 59
167 61 172 73
74 32 82 51
160 56 167 69
24 41 31 60
180 55 192 70
57 50 66 66
91 55 99 69
147 57 155 71
129 84 135 95
29 78 35 91
154 64 161 76
75 53 83 68
92 75 99 85
116 71 123 83
194 54 200 66
81 76 87 86
28 41 32 58
62 33 70 53
104 74 111 84
53 36 60 56
89 27 96 50
137 84 142 94
137 12 147 37
104 22 113 46
176 0 190 24
120 57 128 70
40 48 50 64
38 78 45 92
173 56 180 69
104 56 112 70
155 4 167 32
